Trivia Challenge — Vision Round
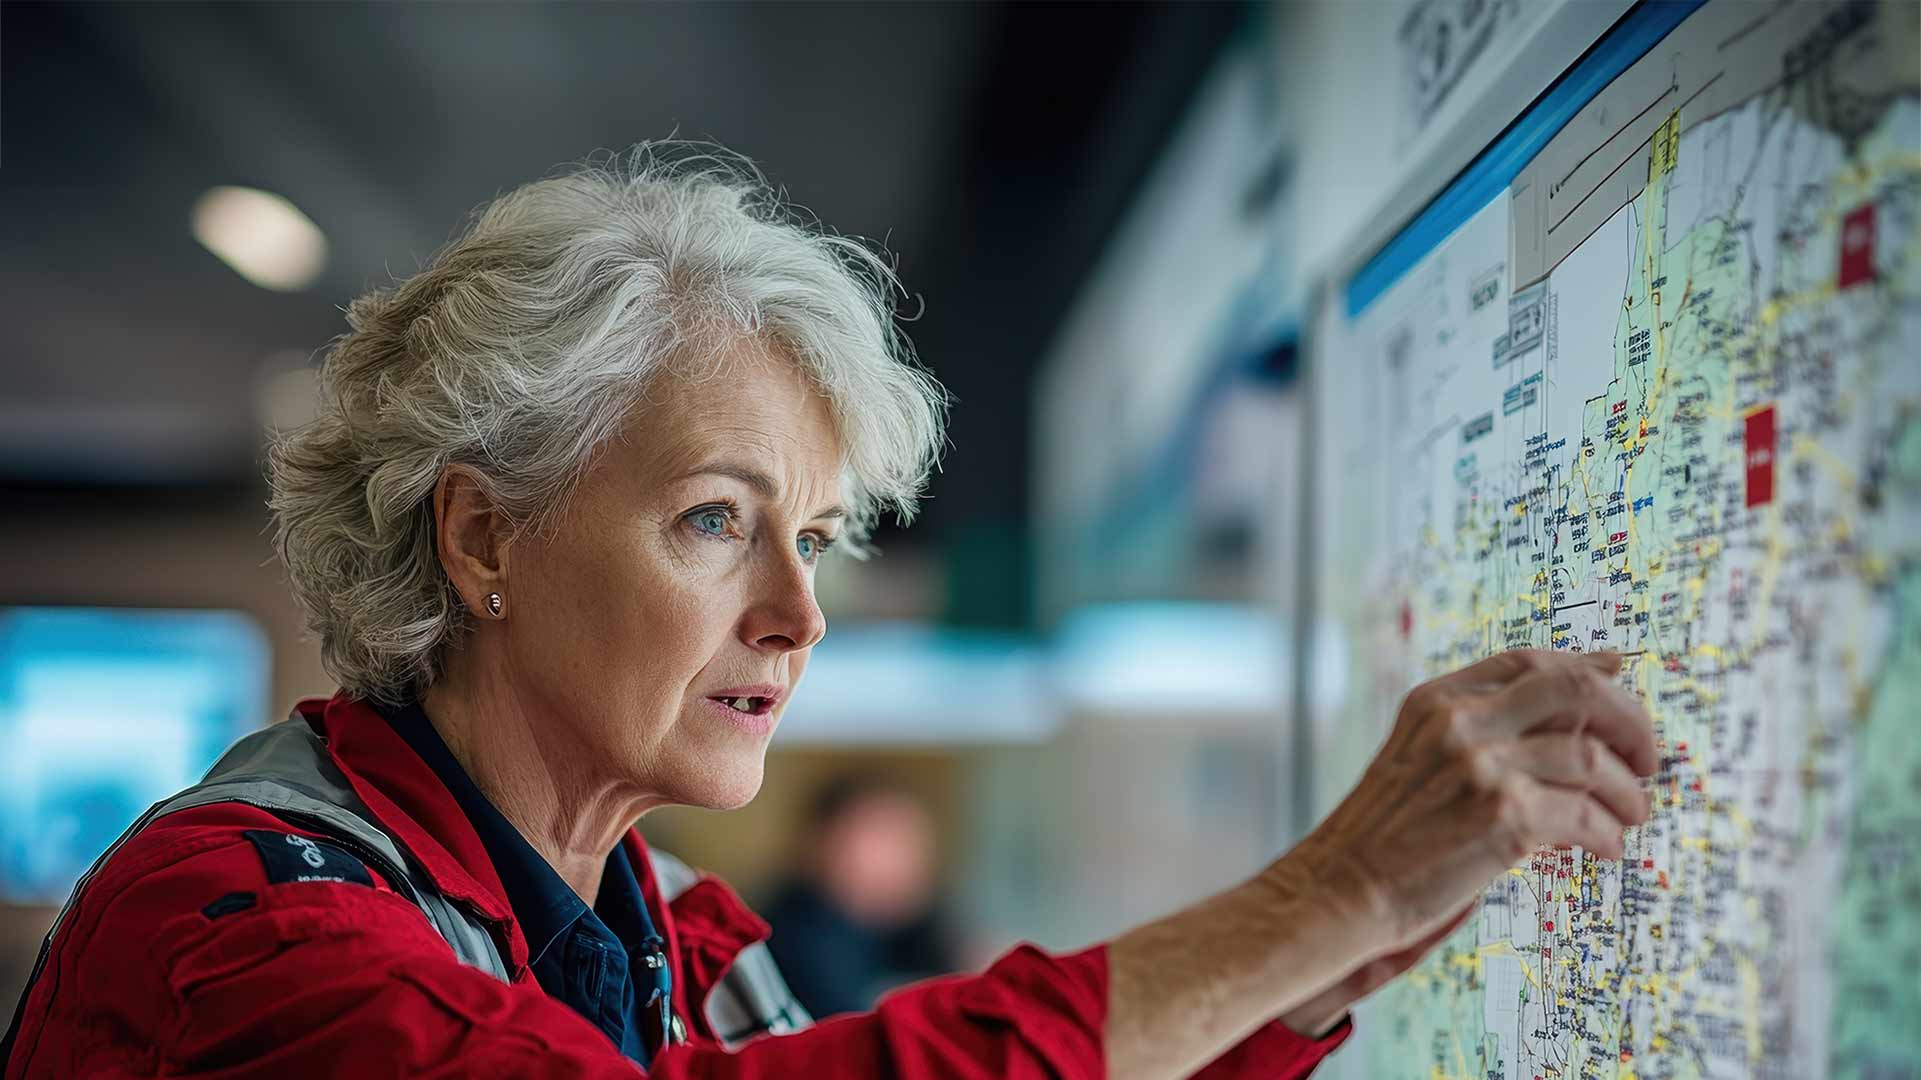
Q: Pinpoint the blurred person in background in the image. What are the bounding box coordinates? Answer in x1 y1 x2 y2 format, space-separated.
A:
762 776 956 1018
2 142 1656 1080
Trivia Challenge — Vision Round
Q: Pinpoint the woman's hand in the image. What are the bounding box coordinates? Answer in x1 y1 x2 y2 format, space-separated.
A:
1284 648 1656 979
1104 648 1655 1080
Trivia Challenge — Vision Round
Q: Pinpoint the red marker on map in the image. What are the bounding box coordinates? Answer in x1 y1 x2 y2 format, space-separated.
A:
1839 203 1875 288
1745 405 1776 508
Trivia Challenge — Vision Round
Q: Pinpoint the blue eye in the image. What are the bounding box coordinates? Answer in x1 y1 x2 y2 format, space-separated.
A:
796 533 837 564
690 508 732 536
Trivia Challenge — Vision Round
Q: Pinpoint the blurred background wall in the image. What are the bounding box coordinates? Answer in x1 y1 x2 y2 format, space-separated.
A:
0 0 1542 1021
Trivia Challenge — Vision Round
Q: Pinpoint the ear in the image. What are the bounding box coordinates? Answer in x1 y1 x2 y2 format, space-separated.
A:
433 465 513 616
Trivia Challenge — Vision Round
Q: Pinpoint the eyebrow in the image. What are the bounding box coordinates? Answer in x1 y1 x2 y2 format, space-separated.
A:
678 462 847 521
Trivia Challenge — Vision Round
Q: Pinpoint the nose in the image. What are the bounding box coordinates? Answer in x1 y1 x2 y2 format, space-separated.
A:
739 548 827 654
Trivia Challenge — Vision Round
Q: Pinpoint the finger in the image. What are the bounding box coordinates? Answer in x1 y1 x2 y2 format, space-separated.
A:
1580 650 1624 675
1508 732 1651 826
1427 649 1622 700
1570 676 1658 778
1423 648 1559 694
1490 664 1658 776
1513 775 1628 859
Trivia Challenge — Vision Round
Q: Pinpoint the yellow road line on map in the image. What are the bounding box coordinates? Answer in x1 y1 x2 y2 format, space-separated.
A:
1791 433 1858 492
1650 111 1680 179
1472 941 1542 989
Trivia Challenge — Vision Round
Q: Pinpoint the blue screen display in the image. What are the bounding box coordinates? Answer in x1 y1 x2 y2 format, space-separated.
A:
0 607 269 903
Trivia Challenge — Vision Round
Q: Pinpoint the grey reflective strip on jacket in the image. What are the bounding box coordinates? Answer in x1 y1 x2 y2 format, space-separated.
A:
647 851 814 1048
33 715 813 1050
36 718 510 983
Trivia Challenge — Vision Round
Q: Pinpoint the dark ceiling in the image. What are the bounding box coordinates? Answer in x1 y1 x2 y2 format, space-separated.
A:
1 1 1246 623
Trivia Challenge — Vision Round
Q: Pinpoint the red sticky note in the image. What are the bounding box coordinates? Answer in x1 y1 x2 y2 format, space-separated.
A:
1745 406 1776 508
1839 203 1875 288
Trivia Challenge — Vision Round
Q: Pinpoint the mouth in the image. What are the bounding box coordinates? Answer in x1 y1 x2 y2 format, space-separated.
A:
704 686 783 717
710 695 774 716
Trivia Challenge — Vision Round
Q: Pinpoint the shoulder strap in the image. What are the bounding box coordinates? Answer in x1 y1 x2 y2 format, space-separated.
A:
9 716 509 1035
153 719 509 983
645 849 814 1047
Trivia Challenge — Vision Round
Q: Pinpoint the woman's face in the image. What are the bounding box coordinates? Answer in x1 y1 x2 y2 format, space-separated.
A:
503 340 843 810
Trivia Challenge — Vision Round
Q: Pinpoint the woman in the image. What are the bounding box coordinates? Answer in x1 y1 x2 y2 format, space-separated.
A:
2 144 1655 1080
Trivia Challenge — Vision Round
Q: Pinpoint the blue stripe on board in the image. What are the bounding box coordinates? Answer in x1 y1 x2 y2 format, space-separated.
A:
1343 0 1704 319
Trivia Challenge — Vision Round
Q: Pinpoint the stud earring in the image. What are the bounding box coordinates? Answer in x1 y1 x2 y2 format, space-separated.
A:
485 592 504 618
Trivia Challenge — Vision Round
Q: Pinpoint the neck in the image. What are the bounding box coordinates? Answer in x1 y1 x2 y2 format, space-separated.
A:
421 662 661 905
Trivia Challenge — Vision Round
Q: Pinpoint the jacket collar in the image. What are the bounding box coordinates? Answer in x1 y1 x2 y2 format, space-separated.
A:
296 691 771 1002
301 693 527 965
374 698 667 972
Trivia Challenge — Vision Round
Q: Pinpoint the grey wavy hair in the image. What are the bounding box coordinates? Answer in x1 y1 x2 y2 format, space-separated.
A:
269 142 948 704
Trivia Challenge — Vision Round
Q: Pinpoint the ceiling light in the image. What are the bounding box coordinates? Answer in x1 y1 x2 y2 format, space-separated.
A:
191 186 327 292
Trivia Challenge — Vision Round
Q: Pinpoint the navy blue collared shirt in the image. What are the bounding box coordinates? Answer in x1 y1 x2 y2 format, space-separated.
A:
380 702 672 1068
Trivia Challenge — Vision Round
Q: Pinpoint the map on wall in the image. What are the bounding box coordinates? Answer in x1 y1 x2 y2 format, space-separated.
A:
1308 2 1920 1077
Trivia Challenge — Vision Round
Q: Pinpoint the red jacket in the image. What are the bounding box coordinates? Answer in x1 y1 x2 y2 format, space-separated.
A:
5 693 1350 1077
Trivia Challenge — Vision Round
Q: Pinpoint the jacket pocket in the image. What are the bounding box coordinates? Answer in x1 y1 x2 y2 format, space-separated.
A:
158 880 420 1002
